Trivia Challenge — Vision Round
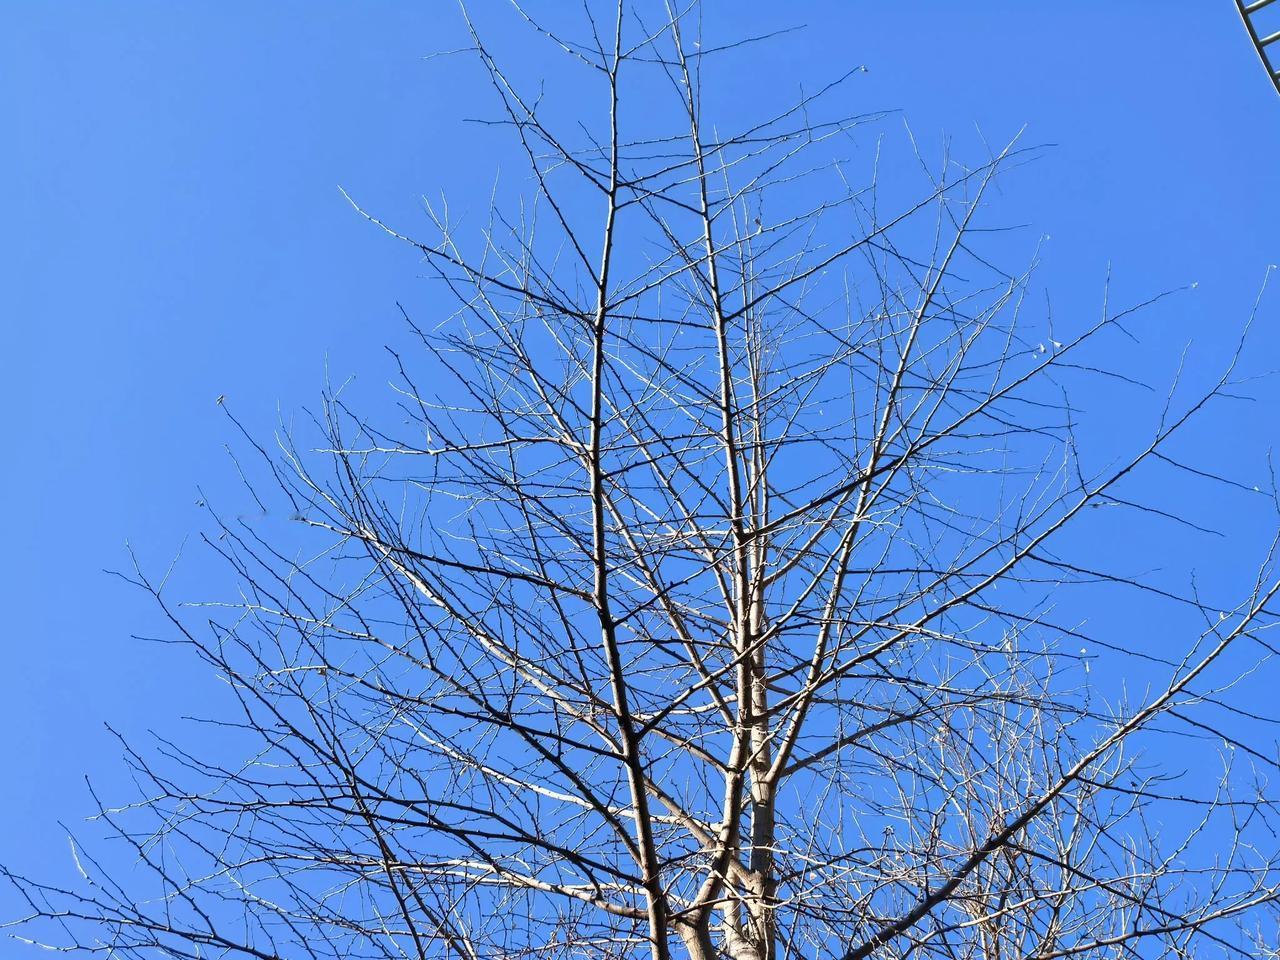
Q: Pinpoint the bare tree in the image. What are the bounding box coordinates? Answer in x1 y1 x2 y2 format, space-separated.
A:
8 5 1280 960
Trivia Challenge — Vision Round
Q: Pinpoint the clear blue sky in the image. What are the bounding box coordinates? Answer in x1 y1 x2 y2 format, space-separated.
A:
3 2 1280 950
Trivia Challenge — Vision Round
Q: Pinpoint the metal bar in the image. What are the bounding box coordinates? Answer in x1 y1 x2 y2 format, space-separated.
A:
1235 0 1280 96
1260 29 1280 46
1245 0 1280 14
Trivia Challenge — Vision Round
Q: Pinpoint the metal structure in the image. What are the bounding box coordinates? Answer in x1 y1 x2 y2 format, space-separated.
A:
1236 0 1280 95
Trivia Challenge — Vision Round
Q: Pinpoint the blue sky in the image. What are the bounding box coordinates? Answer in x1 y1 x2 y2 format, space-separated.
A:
3 2 1280 950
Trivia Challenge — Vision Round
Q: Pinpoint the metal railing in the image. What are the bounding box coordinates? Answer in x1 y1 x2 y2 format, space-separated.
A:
1236 0 1280 95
